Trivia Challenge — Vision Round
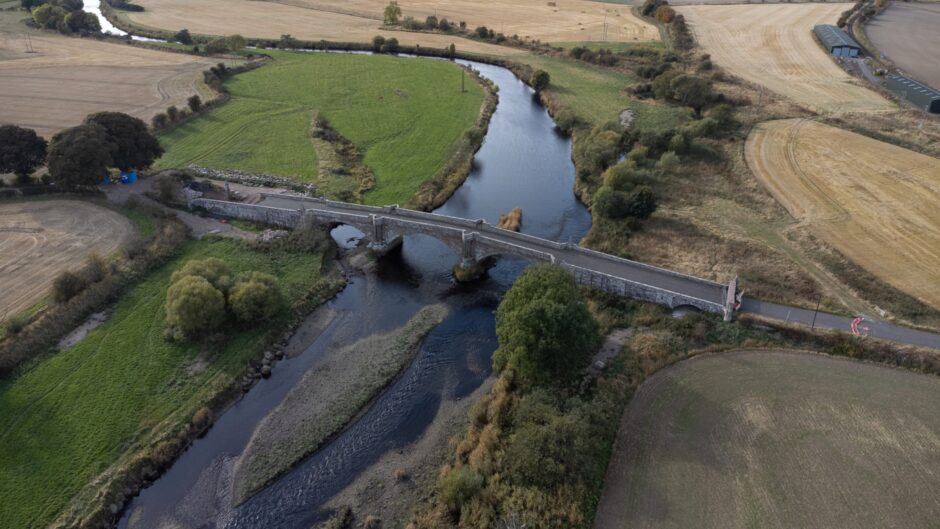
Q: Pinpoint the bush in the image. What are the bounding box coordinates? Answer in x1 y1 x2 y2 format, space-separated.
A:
371 35 385 52
656 151 681 173
5 313 30 336
381 37 399 53
174 28 192 44
229 272 281 323
668 131 690 154
187 94 202 113
593 186 628 219
424 15 438 29
170 257 233 294
655 5 676 23
157 175 181 203
151 113 168 129
51 270 88 304
625 185 657 218
164 275 226 340
685 116 719 139
493 264 599 386
626 145 649 165
573 124 622 175
204 37 229 54
439 466 483 514
553 108 579 132
530 69 550 93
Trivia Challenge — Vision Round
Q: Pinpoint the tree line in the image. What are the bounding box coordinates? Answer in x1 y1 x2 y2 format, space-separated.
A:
0 112 163 188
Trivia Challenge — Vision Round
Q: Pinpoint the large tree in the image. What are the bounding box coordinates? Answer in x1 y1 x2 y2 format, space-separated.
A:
46 123 113 187
383 1 401 24
0 125 47 183
493 264 599 386
84 112 163 172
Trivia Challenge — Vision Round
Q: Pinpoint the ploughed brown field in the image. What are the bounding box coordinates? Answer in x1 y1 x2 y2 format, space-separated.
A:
745 118 940 310
0 200 133 319
0 31 215 138
594 350 940 529
866 2 940 88
126 0 657 56
677 3 892 112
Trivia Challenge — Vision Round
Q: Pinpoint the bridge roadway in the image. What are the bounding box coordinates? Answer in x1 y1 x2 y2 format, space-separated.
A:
197 193 940 350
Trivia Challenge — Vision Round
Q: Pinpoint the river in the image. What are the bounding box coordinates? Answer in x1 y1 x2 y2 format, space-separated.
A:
89 18 591 528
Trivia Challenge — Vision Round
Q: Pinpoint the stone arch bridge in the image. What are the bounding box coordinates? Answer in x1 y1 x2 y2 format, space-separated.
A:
192 194 739 320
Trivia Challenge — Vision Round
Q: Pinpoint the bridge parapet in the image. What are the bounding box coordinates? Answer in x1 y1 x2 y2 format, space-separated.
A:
562 263 725 315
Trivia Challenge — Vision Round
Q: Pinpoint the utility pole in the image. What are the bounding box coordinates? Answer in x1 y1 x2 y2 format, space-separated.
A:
603 12 608 42
25 33 34 53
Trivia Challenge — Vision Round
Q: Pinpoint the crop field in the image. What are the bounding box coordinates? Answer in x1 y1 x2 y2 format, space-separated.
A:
745 119 940 310
156 51 484 206
0 237 324 529
594 350 940 529
127 0 518 56
0 29 215 138
866 2 940 88
676 3 892 112
0 200 134 320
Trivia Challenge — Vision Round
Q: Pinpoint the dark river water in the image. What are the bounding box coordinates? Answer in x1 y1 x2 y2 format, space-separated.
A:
115 58 591 529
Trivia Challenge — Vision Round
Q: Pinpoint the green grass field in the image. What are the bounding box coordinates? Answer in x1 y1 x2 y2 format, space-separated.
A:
0 238 324 529
156 51 484 205
521 53 689 131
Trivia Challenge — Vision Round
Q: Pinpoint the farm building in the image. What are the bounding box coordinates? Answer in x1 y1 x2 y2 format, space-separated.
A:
814 25 861 57
884 74 940 113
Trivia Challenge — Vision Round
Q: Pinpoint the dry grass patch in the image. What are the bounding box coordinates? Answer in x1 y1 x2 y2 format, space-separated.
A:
0 200 134 320
745 118 940 310
0 30 216 137
594 349 940 529
677 3 892 112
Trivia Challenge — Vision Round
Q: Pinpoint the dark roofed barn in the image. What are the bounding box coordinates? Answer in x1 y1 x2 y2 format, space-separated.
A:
884 74 940 113
814 24 861 57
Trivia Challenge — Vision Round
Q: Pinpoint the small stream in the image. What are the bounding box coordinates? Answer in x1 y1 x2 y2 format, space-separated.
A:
87 8 592 526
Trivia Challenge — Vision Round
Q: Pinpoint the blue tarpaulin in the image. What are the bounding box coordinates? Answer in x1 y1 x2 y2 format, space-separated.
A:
120 171 138 184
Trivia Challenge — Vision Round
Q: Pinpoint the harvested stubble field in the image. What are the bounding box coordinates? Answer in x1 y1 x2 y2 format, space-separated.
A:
677 3 892 112
0 30 216 138
866 2 940 88
156 51 484 206
128 0 518 56
267 0 658 43
594 349 940 529
0 200 134 320
745 118 940 310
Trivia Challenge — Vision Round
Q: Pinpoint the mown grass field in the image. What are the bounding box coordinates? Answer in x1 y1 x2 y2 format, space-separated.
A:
0 238 324 529
156 51 484 206
521 53 690 130
595 350 940 529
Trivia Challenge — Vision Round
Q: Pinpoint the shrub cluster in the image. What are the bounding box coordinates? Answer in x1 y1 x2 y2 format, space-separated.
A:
29 0 100 35
164 258 282 341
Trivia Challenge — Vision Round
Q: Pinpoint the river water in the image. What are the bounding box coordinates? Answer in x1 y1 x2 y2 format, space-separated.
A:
91 17 591 526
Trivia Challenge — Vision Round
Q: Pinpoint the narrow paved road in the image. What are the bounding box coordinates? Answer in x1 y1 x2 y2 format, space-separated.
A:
258 193 940 351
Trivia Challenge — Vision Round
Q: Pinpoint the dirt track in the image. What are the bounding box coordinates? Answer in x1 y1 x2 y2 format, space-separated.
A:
0 200 134 319
0 32 214 137
866 2 940 88
745 118 940 309
677 3 892 112
594 349 940 529
129 0 656 56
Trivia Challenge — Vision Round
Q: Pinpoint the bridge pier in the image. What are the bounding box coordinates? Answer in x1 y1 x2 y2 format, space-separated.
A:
366 215 402 255
453 231 484 282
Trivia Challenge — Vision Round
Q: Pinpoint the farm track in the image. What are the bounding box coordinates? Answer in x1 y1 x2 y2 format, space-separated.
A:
745 118 940 310
677 3 893 112
0 200 134 319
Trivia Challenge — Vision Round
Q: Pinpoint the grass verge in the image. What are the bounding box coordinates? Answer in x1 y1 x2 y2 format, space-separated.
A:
0 236 332 529
155 50 485 207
